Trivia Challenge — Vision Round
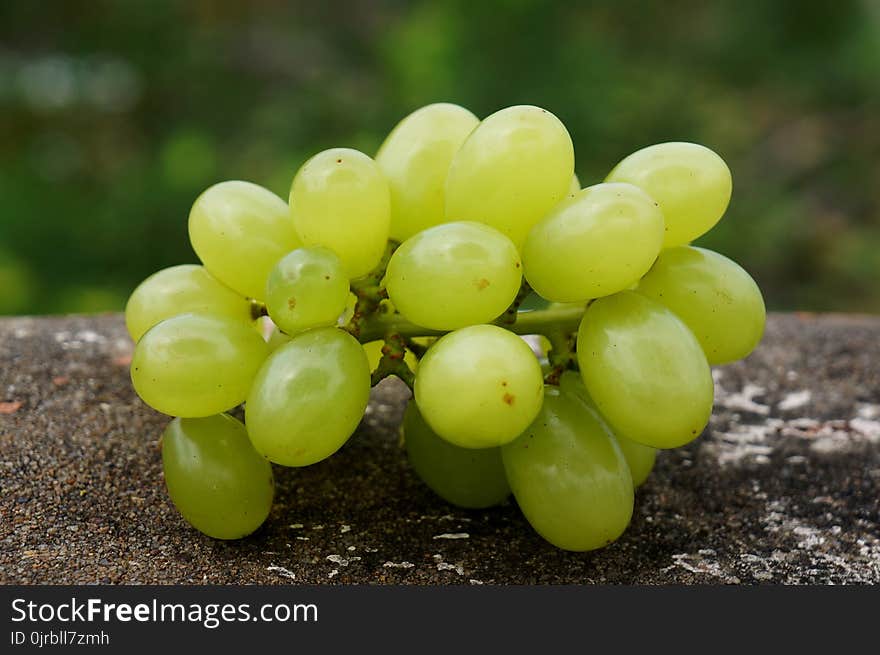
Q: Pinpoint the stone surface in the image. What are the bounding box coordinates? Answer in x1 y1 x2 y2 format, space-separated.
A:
0 313 878 585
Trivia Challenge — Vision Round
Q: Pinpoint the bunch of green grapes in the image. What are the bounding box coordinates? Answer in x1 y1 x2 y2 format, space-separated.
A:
126 103 764 551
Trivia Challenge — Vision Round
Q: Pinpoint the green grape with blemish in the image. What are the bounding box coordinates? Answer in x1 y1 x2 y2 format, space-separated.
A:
289 148 390 279
265 247 350 334
415 325 544 449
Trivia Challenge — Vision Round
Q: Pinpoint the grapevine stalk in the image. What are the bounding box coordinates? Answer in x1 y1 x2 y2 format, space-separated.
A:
357 304 584 343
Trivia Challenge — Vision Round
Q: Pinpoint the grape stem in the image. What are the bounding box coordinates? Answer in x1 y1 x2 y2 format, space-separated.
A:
343 240 586 388
401 335 432 358
347 241 399 339
358 304 584 343
544 328 577 385
370 333 416 389
499 279 532 326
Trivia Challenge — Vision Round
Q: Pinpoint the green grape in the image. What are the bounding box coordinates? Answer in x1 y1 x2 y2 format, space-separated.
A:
403 401 510 509
568 173 581 195
162 414 274 540
605 142 732 248
636 246 766 364
445 105 574 249
523 183 664 302
246 327 370 466
125 264 251 342
131 313 269 417
376 103 479 241
265 247 349 334
502 387 633 551
289 148 390 279
415 325 544 449
189 181 301 300
577 291 714 449
559 371 656 487
385 221 522 330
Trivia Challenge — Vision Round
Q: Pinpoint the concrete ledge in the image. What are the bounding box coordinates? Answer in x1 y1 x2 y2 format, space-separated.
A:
1 313 878 584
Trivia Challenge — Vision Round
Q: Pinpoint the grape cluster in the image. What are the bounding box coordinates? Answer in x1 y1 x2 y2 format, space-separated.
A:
126 103 765 550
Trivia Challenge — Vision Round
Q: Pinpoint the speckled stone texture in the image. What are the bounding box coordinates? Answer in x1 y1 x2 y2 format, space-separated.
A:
1 313 878 584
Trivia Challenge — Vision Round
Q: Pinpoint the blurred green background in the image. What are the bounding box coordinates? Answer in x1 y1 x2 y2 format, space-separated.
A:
1 0 879 315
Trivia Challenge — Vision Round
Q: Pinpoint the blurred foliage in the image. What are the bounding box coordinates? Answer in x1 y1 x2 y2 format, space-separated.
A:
0 0 878 315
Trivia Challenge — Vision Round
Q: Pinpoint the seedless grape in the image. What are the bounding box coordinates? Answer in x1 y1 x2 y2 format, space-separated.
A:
385 221 522 330
606 142 732 248
559 370 657 487
502 387 633 551
246 327 371 466
445 105 574 249
265 247 350 334
290 148 390 279
577 291 714 449
376 103 479 241
523 183 664 302
636 246 765 364
131 313 269 417
189 181 300 300
162 414 274 540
